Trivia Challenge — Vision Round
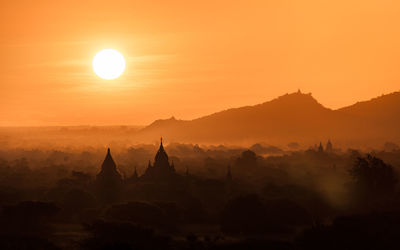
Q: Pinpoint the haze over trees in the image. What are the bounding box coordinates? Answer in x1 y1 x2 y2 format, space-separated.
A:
0 138 399 249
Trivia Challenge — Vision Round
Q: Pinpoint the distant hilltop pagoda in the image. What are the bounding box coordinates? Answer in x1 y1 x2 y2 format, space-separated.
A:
140 137 178 182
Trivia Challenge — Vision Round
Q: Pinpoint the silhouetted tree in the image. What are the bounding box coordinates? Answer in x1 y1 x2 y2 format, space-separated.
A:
349 154 397 205
234 150 258 171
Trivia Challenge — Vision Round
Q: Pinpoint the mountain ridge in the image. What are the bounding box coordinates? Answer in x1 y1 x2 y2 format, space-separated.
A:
137 91 400 146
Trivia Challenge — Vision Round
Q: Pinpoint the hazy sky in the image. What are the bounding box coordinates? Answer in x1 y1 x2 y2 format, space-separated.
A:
1 0 399 126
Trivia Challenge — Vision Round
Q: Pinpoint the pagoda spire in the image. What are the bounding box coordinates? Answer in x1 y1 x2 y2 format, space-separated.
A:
227 165 232 181
96 147 122 182
318 142 324 152
158 137 165 152
171 160 175 172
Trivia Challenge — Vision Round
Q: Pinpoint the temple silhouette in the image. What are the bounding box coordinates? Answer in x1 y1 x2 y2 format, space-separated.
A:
140 137 178 182
95 148 123 203
96 138 180 187
96 148 122 184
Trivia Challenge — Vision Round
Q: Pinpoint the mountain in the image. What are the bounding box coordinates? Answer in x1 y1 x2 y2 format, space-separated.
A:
338 92 400 123
136 91 400 146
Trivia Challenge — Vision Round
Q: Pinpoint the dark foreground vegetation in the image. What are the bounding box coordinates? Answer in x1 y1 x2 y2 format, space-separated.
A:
0 140 400 249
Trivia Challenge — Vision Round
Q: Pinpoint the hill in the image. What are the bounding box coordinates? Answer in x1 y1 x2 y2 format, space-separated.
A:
136 91 400 146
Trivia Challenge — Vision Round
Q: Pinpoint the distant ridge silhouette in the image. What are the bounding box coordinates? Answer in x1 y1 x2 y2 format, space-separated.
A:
137 91 400 145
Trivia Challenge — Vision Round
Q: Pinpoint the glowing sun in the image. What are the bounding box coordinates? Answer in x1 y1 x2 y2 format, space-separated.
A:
92 49 126 80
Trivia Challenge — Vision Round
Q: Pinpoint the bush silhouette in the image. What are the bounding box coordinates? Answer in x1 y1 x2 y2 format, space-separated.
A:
81 220 171 250
0 201 59 236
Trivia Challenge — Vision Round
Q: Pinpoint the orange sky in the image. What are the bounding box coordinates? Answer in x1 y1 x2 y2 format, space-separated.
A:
1 0 399 126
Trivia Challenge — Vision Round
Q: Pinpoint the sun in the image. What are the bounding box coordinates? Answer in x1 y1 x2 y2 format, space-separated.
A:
92 49 126 80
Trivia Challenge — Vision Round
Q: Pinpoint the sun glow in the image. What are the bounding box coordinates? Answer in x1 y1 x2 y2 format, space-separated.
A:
92 49 126 80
